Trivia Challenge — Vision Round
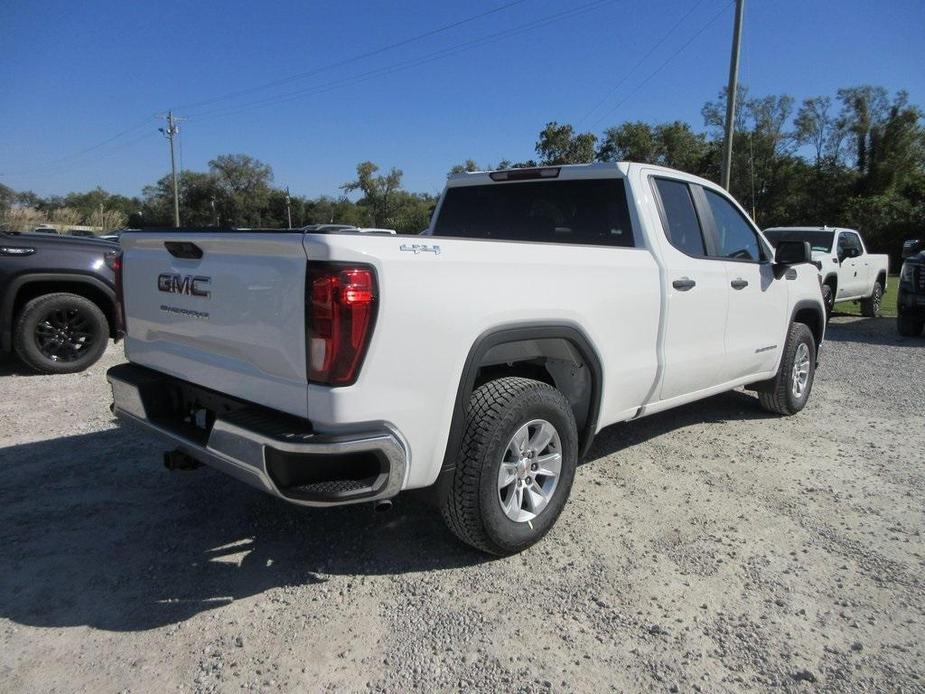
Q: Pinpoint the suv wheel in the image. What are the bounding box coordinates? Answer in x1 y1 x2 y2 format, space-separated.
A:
860 281 883 318
757 322 816 415
441 377 578 555
14 293 109 374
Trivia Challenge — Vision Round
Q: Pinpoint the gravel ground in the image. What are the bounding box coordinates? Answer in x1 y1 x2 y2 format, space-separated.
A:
1 317 923 693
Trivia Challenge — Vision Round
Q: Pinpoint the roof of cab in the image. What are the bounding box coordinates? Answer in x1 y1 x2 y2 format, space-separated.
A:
764 226 857 234
446 162 631 187
443 161 734 188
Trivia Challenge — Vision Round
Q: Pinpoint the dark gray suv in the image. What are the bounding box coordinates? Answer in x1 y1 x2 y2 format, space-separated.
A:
0 231 120 373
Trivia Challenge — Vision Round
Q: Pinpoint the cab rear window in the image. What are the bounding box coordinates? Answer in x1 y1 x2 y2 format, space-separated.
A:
431 179 635 247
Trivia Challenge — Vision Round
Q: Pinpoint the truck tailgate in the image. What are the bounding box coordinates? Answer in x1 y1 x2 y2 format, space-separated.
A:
120 232 310 417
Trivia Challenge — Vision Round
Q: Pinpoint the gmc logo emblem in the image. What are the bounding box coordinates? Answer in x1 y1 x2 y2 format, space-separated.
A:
157 273 211 298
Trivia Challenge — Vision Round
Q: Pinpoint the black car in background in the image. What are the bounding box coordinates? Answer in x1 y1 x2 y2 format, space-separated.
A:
898 239 925 337
0 231 120 373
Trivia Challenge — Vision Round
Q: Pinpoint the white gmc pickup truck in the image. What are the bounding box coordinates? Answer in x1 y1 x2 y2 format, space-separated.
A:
764 226 889 318
108 163 825 555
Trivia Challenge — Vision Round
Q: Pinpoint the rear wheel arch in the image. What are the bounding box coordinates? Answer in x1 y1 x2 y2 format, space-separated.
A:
439 324 603 478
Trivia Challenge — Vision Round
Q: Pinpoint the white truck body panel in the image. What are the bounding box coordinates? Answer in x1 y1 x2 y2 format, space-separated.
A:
115 162 825 498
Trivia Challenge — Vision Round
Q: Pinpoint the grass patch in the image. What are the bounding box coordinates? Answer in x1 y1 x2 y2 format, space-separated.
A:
831 274 899 318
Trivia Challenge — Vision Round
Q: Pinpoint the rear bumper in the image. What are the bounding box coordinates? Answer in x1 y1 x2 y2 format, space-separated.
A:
106 363 407 507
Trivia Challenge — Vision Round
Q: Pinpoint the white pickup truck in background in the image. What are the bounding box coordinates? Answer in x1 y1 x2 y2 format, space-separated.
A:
764 226 889 317
107 163 825 555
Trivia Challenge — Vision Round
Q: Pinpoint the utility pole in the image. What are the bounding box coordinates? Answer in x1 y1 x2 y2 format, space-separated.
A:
285 187 293 229
720 0 745 191
210 195 219 227
158 111 183 227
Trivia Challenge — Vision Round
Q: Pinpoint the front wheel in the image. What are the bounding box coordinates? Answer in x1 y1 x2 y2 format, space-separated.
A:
757 322 817 415
441 377 578 555
13 292 109 374
860 281 883 318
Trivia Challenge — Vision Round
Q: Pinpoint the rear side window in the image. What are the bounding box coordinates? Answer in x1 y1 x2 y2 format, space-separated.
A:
653 178 706 256
431 179 634 247
703 189 765 261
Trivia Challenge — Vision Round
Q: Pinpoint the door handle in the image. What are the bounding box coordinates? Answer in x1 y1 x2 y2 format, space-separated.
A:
672 277 696 291
730 278 749 290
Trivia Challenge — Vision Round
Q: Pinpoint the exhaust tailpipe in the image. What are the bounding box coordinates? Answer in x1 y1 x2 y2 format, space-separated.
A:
373 500 393 513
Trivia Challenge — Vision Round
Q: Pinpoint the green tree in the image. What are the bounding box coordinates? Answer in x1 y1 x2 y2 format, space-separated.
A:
448 159 479 175
535 122 596 165
341 161 404 227
0 183 14 213
209 154 274 226
596 121 708 173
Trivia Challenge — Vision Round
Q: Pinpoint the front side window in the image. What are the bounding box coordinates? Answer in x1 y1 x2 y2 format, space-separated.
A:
431 178 634 247
653 178 706 256
838 232 863 257
704 189 764 261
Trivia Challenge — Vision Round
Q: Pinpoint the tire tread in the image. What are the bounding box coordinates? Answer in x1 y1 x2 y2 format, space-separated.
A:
441 377 569 555
758 322 815 416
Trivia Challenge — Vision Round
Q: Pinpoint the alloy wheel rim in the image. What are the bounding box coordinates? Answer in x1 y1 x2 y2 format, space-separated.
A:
497 419 562 523
791 342 810 399
34 307 94 362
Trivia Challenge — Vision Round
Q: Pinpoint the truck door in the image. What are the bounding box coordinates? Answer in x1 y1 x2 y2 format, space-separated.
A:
837 231 865 298
649 176 728 400
697 187 789 380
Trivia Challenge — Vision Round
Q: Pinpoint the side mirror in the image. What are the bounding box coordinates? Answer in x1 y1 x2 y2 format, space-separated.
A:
902 239 922 259
775 240 812 265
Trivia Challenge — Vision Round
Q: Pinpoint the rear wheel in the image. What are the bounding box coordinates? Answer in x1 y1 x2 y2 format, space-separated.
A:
897 314 924 337
441 377 578 555
758 322 816 415
14 293 109 374
860 281 883 318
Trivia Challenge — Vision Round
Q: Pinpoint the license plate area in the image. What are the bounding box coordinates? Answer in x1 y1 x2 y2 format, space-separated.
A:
147 377 250 445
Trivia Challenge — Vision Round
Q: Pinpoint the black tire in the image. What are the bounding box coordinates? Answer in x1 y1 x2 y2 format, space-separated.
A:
821 283 834 320
860 281 883 318
758 322 816 416
441 377 578 555
13 293 109 374
897 314 924 337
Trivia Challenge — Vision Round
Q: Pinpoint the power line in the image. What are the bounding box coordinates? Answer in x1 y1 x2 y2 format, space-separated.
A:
4 2 533 180
4 131 159 183
577 0 708 127
174 0 530 113
189 0 616 123
3 118 154 177
590 0 734 128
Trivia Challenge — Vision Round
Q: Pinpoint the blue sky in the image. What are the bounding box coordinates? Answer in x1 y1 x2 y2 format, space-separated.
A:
1 0 923 199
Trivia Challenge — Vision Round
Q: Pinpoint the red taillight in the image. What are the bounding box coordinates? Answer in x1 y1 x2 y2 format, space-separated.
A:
307 263 378 386
105 250 126 338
